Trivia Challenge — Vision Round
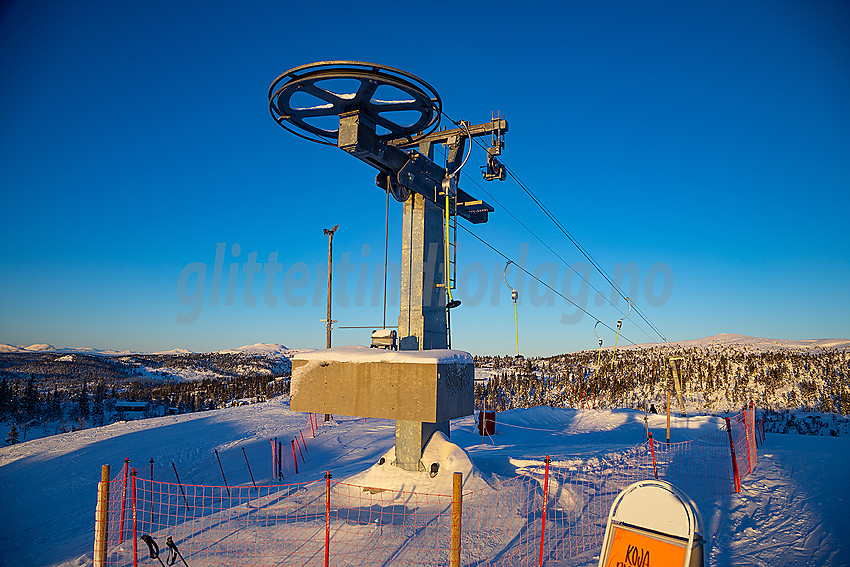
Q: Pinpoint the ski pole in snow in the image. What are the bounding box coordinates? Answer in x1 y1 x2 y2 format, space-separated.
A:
140 535 166 567
165 536 189 567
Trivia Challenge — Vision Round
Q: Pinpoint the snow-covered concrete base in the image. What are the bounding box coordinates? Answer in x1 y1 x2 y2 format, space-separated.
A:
342 431 492 498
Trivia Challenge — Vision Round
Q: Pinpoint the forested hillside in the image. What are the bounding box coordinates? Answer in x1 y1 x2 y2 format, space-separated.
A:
474 344 850 416
1 352 290 442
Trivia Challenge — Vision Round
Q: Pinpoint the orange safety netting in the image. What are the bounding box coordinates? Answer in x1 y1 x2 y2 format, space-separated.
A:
97 409 761 566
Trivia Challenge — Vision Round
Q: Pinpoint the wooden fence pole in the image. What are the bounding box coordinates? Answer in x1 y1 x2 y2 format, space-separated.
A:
93 464 110 567
451 472 463 567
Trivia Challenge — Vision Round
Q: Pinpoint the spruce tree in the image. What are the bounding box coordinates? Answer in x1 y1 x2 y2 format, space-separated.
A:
7 423 19 445
23 376 37 421
50 387 62 422
92 382 105 426
77 381 90 426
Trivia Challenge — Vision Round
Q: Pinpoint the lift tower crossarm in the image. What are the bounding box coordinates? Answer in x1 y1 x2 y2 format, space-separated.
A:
338 111 497 224
392 118 508 150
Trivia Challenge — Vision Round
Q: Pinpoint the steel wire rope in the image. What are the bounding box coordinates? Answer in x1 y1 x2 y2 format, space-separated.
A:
440 109 667 343
502 161 668 343
439 113 657 343
456 167 658 344
456 223 636 344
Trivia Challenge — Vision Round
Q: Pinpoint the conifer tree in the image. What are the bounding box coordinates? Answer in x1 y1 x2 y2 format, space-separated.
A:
7 423 19 445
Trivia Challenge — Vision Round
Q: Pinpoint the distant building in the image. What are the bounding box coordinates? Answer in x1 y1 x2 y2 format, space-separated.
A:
115 401 148 417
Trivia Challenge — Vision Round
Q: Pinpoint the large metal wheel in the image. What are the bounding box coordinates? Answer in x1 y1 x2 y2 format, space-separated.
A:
269 61 442 146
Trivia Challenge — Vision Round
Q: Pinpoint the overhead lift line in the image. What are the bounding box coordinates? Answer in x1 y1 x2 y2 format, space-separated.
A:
441 109 665 344
501 161 667 344
457 223 636 345
457 168 657 344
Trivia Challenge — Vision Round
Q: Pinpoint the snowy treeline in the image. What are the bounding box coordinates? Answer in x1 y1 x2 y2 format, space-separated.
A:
474 345 850 417
1 352 290 443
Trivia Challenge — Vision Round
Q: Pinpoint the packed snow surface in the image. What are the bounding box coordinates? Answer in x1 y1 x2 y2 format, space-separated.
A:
1 401 848 566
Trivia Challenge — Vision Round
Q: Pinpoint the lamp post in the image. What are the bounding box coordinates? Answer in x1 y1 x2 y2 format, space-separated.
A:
322 224 339 349
322 224 339 423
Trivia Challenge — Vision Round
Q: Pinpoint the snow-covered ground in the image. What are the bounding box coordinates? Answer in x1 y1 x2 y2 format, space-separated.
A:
1 398 848 566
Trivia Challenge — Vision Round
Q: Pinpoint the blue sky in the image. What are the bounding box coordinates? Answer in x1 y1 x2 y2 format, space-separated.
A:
1 0 848 356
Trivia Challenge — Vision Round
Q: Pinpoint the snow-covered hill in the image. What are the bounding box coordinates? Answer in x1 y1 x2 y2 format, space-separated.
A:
475 334 850 417
622 333 850 352
6 334 848 357
216 342 292 356
0 342 295 357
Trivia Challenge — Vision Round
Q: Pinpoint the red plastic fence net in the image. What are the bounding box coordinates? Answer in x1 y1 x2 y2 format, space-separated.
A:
97 410 760 566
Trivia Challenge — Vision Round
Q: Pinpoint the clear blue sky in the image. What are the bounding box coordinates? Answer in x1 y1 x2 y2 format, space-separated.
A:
1 0 848 356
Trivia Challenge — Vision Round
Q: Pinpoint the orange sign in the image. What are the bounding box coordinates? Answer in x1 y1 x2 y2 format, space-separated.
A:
604 525 687 567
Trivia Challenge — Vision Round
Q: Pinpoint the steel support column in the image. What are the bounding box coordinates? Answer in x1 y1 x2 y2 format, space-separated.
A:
395 188 450 470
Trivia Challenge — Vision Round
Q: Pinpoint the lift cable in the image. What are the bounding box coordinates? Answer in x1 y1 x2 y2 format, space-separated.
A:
440 110 664 343
456 167 658 344
501 161 667 343
441 109 667 344
457 222 637 345
439 110 663 347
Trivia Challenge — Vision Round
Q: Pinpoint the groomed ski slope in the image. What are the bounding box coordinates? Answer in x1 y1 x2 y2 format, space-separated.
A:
0 397 847 566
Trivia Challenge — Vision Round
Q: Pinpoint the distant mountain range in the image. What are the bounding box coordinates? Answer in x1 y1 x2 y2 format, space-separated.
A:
0 342 293 357
1 334 847 358
619 333 850 352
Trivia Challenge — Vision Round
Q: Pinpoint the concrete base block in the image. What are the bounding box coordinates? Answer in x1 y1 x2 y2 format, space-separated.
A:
290 347 473 422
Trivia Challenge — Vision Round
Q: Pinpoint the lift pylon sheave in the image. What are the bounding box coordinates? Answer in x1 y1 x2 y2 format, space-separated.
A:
270 61 509 472
269 61 505 224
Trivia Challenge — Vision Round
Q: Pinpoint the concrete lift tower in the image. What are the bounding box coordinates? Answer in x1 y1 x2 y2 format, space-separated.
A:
268 61 507 471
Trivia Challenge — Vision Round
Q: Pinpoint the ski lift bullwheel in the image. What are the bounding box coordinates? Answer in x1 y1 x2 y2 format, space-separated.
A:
268 61 442 148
